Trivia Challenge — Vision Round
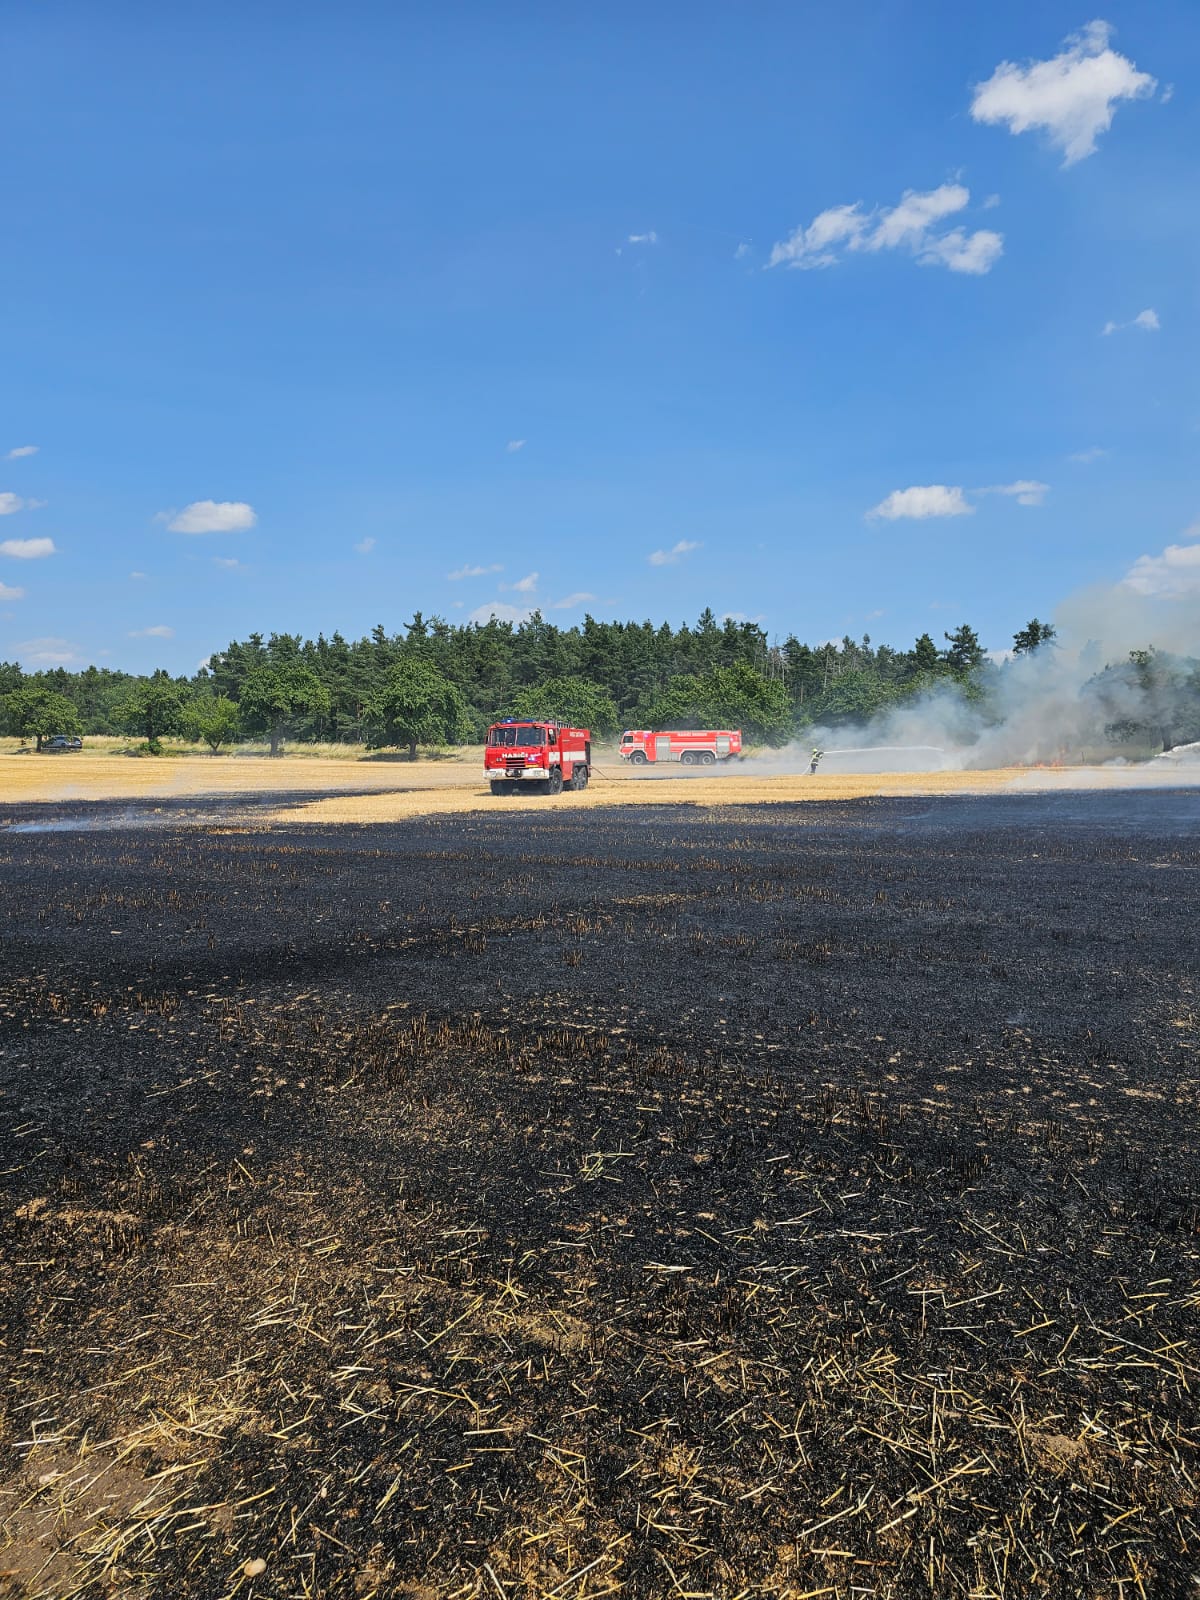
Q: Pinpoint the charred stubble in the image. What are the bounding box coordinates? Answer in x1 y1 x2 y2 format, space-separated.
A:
0 791 1197 1599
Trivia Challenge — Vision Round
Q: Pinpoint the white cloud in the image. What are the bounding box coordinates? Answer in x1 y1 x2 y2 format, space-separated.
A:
1068 446 1106 463
0 583 25 600
506 439 526 453
768 184 1002 275
917 227 1004 275
971 21 1156 166
164 500 257 534
508 571 538 593
213 556 243 570
768 202 867 269
868 184 970 250
468 601 534 626
721 611 765 624
15 636 81 666
1 537 57 559
868 485 974 521
0 493 31 516
354 537 376 554
649 539 702 566
734 242 751 260
448 562 503 580
553 592 597 610
130 570 148 579
5 445 38 460
129 624 175 639
1103 308 1160 335
981 479 1050 506
1123 533 1200 597
628 231 658 245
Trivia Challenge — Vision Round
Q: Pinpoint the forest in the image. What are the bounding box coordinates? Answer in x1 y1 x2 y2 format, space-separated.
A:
1 609 1197 755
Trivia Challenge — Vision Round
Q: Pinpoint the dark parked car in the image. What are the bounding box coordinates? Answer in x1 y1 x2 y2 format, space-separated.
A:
43 735 83 752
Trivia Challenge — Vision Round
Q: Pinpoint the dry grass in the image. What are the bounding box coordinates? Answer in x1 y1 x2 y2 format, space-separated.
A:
1 750 1191 826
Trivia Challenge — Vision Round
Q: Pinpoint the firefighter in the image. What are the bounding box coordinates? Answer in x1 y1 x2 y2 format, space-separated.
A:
809 747 823 775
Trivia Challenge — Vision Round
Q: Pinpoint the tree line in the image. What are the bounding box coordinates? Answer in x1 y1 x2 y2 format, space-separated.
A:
1 610 1196 754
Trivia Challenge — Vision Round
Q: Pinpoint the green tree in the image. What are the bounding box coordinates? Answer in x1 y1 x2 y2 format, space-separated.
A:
1012 618 1057 655
646 661 792 745
3 686 83 750
189 695 240 753
942 624 985 675
912 633 940 672
363 657 471 758
239 664 331 756
509 675 620 734
116 674 185 751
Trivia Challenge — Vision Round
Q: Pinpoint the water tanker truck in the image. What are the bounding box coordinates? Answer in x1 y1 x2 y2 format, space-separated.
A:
485 719 592 795
619 728 742 765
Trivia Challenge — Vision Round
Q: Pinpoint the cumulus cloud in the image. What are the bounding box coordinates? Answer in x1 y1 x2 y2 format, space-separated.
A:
5 445 38 460
649 539 702 566
507 571 539 593
553 592 597 610
15 636 81 666
628 231 658 245
0 493 33 516
0 537 57 559
1102 308 1160 335
468 601 534 626
354 537 376 554
0 582 26 600
164 500 257 534
734 242 751 260
970 21 1157 166
448 562 503 581
868 486 974 521
768 184 1002 275
506 439 526 453
129 625 175 639
1123 528 1200 597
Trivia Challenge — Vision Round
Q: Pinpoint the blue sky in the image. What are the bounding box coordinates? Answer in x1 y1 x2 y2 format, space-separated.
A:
2 2 1196 673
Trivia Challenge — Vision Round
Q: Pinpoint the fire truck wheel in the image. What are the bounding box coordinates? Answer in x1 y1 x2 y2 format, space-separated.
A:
547 766 564 795
680 751 695 765
491 781 512 796
629 750 648 765
700 750 717 765
573 765 589 790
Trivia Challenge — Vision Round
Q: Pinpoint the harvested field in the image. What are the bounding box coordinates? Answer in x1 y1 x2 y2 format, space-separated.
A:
2 749 1193 828
1 789 1198 1598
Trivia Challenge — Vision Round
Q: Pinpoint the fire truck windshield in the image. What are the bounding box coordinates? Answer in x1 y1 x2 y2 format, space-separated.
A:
489 724 545 747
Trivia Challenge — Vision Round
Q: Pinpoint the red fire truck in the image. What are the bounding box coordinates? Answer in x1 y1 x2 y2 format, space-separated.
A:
619 729 742 765
485 719 592 795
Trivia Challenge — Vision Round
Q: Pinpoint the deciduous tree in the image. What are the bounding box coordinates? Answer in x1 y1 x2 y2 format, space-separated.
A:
363 658 470 759
3 686 83 751
509 676 619 734
239 664 331 756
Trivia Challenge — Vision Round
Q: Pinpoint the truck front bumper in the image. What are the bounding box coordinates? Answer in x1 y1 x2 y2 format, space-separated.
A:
485 767 548 781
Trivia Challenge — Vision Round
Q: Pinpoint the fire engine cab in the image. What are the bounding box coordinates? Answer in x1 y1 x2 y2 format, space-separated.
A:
485 719 592 795
619 729 742 765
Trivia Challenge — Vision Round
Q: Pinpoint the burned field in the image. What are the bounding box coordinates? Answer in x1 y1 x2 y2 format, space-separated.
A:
1 792 1198 1599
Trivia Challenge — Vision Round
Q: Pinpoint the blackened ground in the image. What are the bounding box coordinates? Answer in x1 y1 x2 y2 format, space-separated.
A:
0 790 1198 1599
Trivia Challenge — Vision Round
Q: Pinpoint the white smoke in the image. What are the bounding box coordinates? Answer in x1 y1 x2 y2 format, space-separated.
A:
778 579 1200 773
